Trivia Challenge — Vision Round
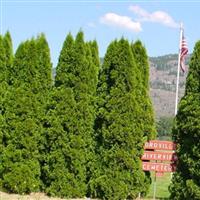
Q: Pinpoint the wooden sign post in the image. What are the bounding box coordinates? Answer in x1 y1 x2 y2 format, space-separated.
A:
141 140 177 200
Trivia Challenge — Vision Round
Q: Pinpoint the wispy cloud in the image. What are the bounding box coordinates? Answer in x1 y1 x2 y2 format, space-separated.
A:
129 5 179 28
100 13 142 33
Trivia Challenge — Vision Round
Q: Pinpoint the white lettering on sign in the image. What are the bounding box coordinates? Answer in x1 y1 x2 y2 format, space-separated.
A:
141 151 178 161
142 162 176 172
144 140 176 151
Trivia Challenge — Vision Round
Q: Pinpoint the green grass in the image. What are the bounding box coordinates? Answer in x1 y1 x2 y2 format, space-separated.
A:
146 172 172 200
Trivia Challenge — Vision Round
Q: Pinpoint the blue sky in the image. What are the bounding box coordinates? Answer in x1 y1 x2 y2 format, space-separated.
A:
1 0 200 67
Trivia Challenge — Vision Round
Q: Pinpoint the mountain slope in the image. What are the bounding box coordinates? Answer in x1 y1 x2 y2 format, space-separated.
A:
149 54 190 118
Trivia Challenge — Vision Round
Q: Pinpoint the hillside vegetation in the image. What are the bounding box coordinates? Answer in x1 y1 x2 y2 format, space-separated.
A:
149 54 191 118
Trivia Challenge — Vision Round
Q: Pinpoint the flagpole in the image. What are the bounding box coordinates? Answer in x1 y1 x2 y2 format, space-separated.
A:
175 22 183 116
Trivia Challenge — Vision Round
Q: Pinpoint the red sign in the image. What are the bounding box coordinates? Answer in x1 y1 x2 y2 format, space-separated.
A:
144 140 176 151
142 162 176 172
141 151 177 161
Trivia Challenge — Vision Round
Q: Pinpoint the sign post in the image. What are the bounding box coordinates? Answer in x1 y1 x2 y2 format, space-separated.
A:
153 172 156 200
142 140 177 199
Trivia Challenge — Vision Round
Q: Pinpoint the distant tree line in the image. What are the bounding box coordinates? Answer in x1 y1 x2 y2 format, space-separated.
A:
0 31 157 199
150 53 191 71
156 116 173 139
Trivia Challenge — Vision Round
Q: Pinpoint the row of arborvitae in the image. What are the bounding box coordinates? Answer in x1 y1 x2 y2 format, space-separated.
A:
169 41 200 199
0 31 156 199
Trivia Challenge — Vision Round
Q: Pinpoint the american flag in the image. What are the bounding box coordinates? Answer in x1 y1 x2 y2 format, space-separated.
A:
180 32 188 72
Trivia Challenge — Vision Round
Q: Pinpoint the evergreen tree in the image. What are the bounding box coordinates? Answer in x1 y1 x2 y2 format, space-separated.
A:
90 39 145 200
0 86 42 193
131 40 156 140
0 32 13 188
10 39 38 88
55 33 75 88
169 41 200 199
88 40 100 69
43 86 82 197
1 35 52 193
0 35 7 189
131 40 156 197
0 35 7 83
44 33 87 197
34 34 53 190
3 31 13 83
0 40 41 193
45 31 99 198
35 33 53 90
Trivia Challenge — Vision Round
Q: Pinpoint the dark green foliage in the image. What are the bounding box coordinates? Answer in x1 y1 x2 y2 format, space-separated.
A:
0 34 53 194
169 41 200 199
10 40 37 88
43 87 87 197
185 41 200 94
0 86 42 193
35 34 53 90
0 31 156 199
55 33 74 88
131 40 156 140
84 40 100 196
132 40 149 89
90 39 145 200
11 35 52 91
156 116 173 138
88 40 100 69
45 32 99 198
3 31 13 81
131 40 156 197
72 31 98 97
0 35 7 83
0 32 13 189
0 32 13 84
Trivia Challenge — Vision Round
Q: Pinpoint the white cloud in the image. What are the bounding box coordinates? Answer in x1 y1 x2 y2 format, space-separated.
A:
129 5 179 28
100 12 142 33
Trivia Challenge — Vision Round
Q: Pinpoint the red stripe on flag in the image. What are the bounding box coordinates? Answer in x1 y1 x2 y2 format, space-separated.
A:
180 33 188 72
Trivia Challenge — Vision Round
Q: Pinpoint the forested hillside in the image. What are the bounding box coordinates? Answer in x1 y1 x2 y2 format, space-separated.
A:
149 54 191 118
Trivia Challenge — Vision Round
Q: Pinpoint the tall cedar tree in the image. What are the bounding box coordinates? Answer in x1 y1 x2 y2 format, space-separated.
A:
1 35 52 193
3 32 13 84
131 40 156 140
0 35 7 188
35 34 53 189
85 40 100 193
0 35 7 83
90 39 145 200
0 32 13 188
35 34 53 91
44 33 86 197
169 41 200 199
45 32 99 198
1 40 42 193
131 41 156 195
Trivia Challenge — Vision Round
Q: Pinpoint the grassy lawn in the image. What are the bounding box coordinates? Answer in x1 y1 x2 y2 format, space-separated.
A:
145 172 172 200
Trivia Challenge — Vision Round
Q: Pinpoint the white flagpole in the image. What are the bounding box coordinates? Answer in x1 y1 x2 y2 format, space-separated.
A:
175 22 183 116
